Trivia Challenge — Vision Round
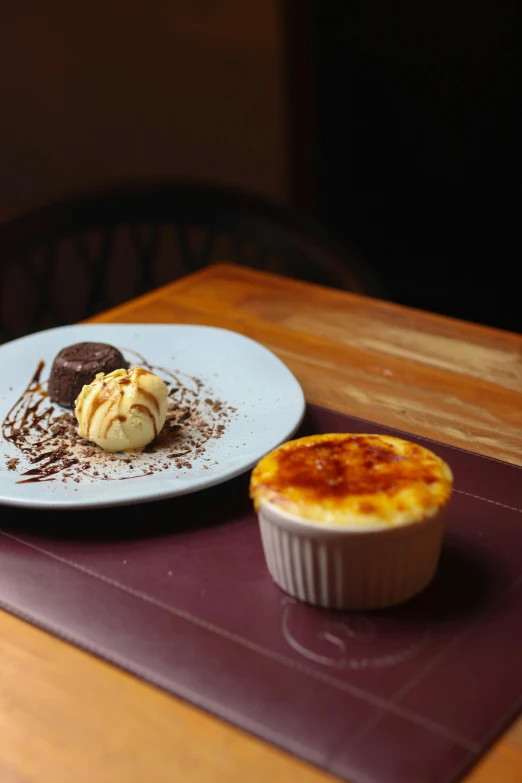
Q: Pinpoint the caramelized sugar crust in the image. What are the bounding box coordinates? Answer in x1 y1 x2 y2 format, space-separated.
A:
250 434 453 527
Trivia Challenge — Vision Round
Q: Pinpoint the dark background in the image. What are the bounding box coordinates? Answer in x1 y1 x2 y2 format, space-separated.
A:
1 1 520 332
311 1 520 332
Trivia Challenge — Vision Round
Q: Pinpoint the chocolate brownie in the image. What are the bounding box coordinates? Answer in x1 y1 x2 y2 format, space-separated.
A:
48 342 127 408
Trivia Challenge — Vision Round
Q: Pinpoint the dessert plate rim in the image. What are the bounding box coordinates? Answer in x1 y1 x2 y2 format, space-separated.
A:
0 323 306 510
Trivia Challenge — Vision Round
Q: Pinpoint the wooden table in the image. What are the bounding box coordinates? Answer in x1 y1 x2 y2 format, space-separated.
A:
1 263 522 783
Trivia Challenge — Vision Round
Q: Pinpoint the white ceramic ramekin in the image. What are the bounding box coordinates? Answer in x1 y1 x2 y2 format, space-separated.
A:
257 501 446 611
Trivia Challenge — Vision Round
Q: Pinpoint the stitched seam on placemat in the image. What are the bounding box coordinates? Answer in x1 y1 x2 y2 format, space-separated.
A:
394 569 522 702
328 568 522 763
0 529 478 752
0 599 380 783
453 488 522 514
0 596 325 766
312 403 522 470
430 691 522 783
468 689 522 764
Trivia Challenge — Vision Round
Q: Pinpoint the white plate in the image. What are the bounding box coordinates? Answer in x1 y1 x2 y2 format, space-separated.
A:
0 324 305 509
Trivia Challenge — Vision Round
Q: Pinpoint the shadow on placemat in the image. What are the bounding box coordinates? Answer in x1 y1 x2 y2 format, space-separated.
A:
1 472 252 540
391 537 503 625
0 402 509 630
2 495 503 633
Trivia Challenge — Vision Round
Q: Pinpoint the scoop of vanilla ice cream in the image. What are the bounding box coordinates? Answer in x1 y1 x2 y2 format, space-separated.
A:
75 367 168 453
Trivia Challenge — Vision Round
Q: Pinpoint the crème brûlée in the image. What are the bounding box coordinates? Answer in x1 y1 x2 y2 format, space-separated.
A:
250 433 453 529
250 433 454 610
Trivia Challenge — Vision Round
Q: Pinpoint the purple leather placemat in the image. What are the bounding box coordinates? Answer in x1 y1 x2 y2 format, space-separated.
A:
1 404 522 783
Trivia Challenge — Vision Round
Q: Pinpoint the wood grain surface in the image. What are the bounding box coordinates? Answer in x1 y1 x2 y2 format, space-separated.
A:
1 263 521 783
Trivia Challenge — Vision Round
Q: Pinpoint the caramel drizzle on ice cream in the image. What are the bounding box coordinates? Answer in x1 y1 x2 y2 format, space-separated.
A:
75 368 168 452
1 350 235 483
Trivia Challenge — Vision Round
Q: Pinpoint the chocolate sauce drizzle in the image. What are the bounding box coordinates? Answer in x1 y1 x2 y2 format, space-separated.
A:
2 349 237 485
